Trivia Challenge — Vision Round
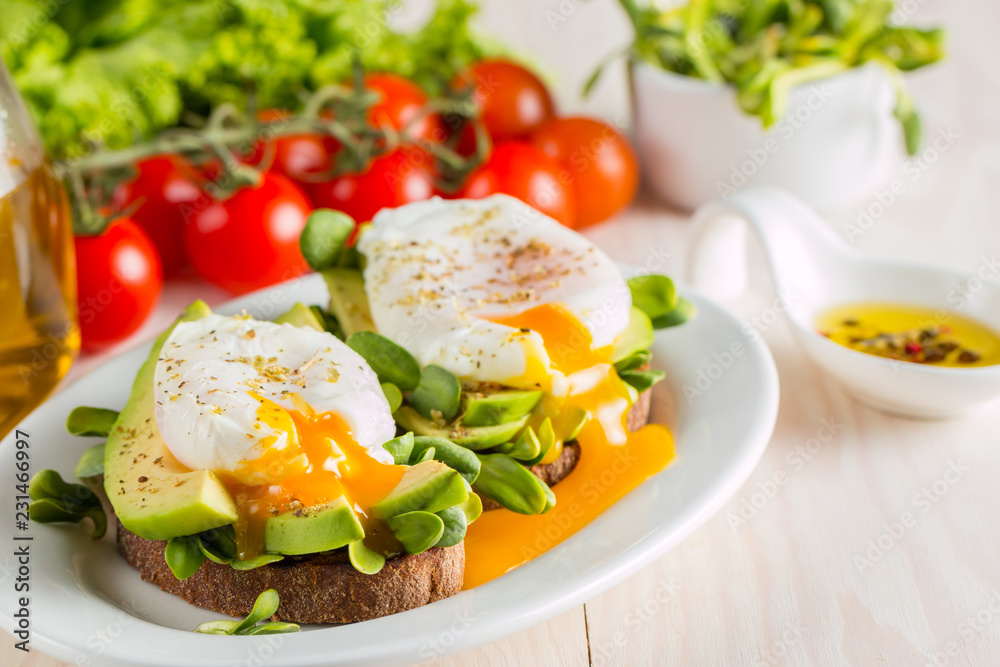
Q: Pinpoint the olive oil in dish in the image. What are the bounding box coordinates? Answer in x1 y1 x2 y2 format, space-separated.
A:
816 302 1000 367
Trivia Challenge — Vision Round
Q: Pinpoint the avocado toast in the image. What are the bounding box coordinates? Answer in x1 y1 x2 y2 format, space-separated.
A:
29 195 693 622
41 299 483 624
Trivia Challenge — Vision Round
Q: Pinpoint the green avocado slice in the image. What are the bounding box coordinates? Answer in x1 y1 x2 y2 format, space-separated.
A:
103 301 240 541
460 389 542 427
611 307 655 363
394 406 528 451
274 302 325 331
373 460 469 519
322 268 375 336
264 497 364 555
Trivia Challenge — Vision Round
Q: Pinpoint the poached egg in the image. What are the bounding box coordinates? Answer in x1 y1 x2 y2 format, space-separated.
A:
154 313 402 556
358 194 637 447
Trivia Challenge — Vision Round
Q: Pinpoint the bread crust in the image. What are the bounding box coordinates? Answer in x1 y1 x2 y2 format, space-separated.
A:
479 385 652 510
117 522 463 624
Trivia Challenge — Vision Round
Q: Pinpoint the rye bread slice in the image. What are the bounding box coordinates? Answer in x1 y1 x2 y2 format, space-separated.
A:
479 385 652 510
117 520 463 624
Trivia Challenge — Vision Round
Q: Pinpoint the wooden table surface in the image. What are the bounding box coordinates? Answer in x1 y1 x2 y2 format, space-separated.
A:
7 0 1000 665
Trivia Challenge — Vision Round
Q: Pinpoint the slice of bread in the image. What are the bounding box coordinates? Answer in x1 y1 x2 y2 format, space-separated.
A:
113 385 653 621
479 384 652 510
117 518 463 624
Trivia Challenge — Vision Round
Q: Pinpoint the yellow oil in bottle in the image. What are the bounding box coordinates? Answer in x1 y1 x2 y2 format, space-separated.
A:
817 302 1000 367
0 164 79 438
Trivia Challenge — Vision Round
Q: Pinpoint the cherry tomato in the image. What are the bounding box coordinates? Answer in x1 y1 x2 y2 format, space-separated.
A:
364 73 442 142
112 155 203 277
305 147 437 224
185 173 312 294
531 117 639 228
454 60 555 142
243 109 339 183
460 141 575 226
75 217 163 352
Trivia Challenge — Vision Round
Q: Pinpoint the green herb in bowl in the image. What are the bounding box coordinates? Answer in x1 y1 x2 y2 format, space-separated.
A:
591 0 944 155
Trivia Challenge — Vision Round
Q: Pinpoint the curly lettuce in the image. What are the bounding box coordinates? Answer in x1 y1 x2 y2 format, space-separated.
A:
0 0 492 159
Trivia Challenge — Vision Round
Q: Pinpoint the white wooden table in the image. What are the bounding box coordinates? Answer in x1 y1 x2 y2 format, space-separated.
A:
7 0 1000 664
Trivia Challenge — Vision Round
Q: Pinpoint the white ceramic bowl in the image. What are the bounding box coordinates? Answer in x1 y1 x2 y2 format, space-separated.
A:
630 59 905 212
689 187 1000 418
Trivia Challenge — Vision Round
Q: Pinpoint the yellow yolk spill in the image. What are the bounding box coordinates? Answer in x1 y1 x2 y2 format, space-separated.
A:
463 304 675 589
223 395 405 559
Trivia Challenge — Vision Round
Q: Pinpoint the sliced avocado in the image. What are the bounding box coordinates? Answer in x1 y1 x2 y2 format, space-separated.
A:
460 390 542 427
264 496 364 555
611 307 655 363
104 301 240 541
373 460 469 519
394 406 528 451
274 302 325 331
322 268 375 336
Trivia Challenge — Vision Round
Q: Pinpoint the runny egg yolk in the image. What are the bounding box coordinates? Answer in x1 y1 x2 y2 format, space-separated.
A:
464 303 675 589
492 303 633 454
223 394 405 559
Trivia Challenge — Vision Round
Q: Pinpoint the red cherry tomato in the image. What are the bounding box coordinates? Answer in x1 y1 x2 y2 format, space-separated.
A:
305 147 437 224
454 60 555 142
364 73 442 142
112 155 203 277
184 173 312 294
75 218 163 352
531 117 639 228
460 141 575 227
243 109 339 183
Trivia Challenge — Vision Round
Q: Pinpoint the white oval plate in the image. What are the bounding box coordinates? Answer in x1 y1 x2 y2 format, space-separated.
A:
1 273 778 667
